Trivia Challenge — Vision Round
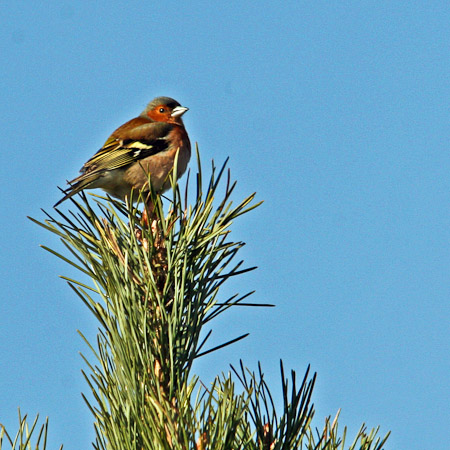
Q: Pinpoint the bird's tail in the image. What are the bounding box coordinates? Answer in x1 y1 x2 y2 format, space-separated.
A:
53 172 98 207
54 185 80 207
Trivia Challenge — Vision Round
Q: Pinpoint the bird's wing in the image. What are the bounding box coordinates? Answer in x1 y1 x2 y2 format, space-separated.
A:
80 120 173 175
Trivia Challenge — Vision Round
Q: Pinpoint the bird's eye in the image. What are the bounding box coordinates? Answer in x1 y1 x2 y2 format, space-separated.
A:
159 107 165 113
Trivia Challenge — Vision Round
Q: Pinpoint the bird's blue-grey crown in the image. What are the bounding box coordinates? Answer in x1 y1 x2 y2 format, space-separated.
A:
141 97 181 115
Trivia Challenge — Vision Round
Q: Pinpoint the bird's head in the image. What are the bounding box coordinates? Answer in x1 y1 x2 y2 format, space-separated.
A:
141 96 189 124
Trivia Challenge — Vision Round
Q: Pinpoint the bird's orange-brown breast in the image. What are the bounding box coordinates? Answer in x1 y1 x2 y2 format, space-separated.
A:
165 124 191 177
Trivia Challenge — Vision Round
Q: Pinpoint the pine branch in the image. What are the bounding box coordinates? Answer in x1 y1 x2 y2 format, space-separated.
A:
0 411 62 450
30 152 263 449
21 149 390 450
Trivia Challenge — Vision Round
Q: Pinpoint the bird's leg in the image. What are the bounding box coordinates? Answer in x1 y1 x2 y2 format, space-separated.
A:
141 196 156 229
142 195 164 246
136 196 157 250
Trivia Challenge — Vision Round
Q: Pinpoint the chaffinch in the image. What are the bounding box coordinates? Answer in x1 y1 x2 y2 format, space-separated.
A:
55 96 191 207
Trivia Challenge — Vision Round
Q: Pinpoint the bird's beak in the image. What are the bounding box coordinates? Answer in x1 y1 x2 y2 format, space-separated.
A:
171 106 189 118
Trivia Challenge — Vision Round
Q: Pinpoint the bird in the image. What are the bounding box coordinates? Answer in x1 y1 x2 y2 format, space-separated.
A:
55 96 191 208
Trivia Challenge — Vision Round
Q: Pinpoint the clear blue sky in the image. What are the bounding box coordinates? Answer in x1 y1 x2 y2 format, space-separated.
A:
1 2 448 449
